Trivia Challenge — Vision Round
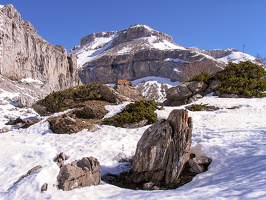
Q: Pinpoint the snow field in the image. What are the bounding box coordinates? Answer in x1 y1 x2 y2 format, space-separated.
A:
0 95 266 199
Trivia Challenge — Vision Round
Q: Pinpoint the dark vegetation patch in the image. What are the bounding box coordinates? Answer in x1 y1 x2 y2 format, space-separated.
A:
215 61 266 98
190 61 266 98
103 100 158 127
189 71 213 84
38 83 104 113
186 103 219 111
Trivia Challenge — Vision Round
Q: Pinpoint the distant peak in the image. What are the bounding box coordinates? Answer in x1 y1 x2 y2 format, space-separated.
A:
129 24 153 30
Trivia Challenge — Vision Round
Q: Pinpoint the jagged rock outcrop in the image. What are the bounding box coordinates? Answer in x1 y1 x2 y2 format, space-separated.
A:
0 5 79 105
57 157 101 191
72 24 225 84
130 109 192 188
164 81 209 106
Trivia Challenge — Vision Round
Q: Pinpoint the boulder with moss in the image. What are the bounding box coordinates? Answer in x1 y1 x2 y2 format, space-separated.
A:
33 83 105 115
47 101 108 134
33 82 146 116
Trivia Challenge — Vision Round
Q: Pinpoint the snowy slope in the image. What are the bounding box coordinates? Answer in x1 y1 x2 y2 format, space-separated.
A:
217 51 258 63
1 94 266 199
73 33 118 68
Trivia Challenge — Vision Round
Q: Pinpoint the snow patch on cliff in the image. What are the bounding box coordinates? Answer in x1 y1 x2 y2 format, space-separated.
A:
218 51 258 63
74 34 118 68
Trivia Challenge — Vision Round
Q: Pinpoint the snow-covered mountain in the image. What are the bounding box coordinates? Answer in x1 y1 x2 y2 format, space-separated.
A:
72 24 186 68
72 25 259 85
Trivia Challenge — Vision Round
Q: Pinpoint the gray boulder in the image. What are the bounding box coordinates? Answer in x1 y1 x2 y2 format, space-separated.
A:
41 183 48 192
165 80 217 106
187 81 208 94
165 81 208 106
166 83 193 101
73 105 108 119
130 109 192 188
57 157 101 191
18 96 36 108
204 79 222 95
188 154 212 173
188 94 203 104
15 165 42 185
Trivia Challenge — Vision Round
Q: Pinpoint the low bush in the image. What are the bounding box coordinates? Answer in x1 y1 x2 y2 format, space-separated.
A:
187 103 208 111
103 100 158 126
215 61 266 98
39 83 103 113
189 72 213 84
189 61 266 98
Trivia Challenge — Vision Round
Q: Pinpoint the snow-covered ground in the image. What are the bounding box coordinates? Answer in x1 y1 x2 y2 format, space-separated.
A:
0 93 266 199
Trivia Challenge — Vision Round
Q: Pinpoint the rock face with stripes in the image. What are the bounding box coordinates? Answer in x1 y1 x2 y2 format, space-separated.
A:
130 109 193 188
0 5 79 104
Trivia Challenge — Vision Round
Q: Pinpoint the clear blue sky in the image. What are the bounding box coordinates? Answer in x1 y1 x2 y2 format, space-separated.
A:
1 0 265 57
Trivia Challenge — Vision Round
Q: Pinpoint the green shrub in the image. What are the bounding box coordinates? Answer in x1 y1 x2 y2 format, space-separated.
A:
215 61 266 98
39 83 103 113
188 103 208 111
103 100 158 125
189 72 213 84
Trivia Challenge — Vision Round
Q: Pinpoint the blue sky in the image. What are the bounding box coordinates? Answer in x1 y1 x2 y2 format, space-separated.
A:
1 0 265 57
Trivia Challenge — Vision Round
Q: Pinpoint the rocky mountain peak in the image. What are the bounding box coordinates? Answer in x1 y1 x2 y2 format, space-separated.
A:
1 4 21 21
77 24 175 50
112 24 175 46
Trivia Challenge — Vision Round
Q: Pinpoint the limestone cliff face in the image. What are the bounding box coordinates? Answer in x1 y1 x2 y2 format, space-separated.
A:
72 24 225 84
0 5 79 96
